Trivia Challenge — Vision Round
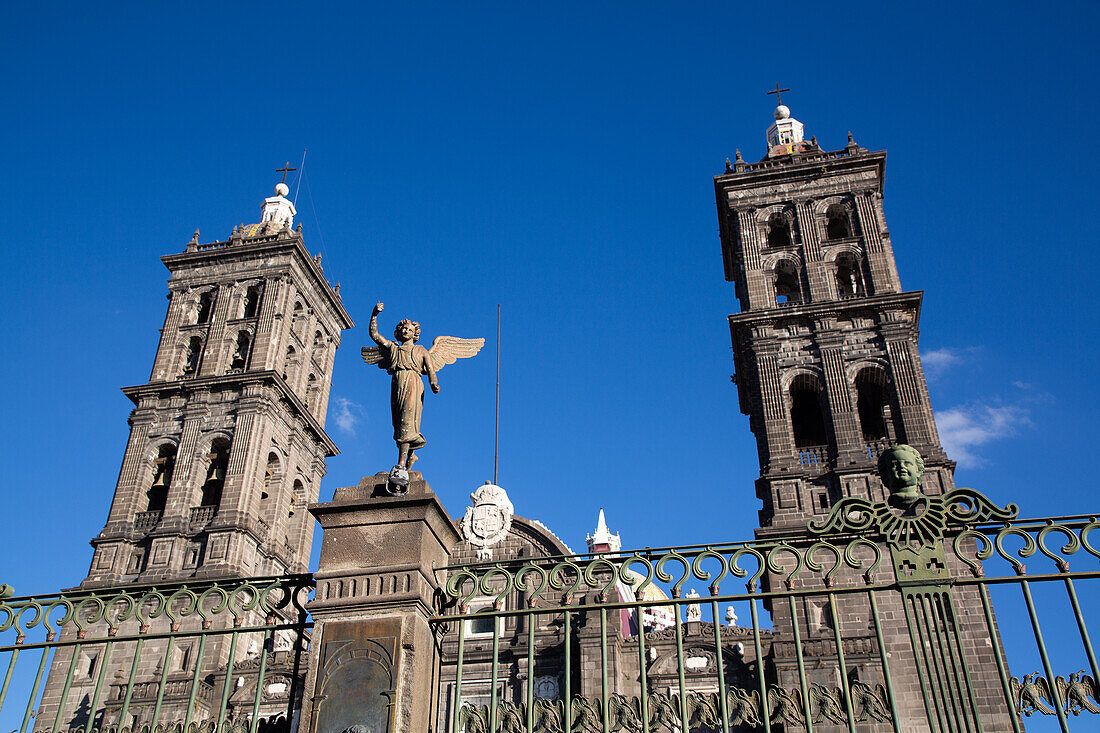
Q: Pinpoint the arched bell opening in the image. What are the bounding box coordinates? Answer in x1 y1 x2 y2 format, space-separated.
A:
773 259 803 306
146 444 176 513
200 439 230 509
766 213 793 248
854 367 903 450
834 252 866 298
825 204 853 240
788 374 829 453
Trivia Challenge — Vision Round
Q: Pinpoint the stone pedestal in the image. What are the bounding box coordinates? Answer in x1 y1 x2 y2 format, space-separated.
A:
299 472 461 733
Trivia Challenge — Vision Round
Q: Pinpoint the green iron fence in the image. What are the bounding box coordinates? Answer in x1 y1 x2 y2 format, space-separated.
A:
0 575 313 733
434 489 1100 733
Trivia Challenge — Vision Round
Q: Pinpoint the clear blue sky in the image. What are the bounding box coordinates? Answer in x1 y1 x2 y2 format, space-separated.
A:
2 2 1098 599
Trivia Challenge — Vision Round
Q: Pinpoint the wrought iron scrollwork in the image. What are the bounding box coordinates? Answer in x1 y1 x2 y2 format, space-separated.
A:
808 488 1018 550
0 575 314 646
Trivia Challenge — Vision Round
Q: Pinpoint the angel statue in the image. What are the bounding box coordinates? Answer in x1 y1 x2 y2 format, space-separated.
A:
362 302 484 475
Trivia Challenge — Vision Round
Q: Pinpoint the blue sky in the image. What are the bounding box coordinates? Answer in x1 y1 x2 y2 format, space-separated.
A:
1 1 1098 601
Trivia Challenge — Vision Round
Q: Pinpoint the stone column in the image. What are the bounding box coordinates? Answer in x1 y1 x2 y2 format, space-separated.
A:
300 472 461 733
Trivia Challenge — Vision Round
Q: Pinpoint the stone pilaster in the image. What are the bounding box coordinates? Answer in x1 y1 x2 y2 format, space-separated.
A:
755 345 794 470
796 201 831 302
855 192 902 294
163 402 210 521
151 289 188 381
736 209 772 310
884 336 935 449
815 324 864 463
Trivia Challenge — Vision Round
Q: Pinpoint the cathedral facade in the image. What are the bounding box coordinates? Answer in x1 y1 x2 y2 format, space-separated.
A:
17 98 1074 733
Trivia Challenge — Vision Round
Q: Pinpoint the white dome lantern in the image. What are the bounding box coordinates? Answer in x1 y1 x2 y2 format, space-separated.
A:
764 84 806 158
261 182 296 229
767 104 805 156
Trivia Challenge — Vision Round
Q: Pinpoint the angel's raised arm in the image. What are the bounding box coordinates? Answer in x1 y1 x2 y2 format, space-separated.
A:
369 302 391 347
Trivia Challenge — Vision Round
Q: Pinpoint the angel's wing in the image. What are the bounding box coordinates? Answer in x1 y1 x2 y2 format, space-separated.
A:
361 346 385 367
428 335 485 373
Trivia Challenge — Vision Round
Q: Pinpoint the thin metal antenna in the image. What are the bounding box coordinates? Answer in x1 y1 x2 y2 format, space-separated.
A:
493 304 501 486
293 148 307 205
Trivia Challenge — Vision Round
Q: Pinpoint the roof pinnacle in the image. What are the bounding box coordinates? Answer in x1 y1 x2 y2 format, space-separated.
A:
587 508 621 554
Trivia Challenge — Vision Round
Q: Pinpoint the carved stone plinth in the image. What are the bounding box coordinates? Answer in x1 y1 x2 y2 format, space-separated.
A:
300 472 461 733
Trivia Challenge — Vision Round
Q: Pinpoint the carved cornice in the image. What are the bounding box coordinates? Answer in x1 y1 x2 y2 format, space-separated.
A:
122 371 338 456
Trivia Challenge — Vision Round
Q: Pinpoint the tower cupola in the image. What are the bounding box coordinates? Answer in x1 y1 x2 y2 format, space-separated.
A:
766 103 805 154
261 182 296 230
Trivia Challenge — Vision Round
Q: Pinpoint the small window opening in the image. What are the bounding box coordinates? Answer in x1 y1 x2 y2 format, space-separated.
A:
196 292 214 324
773 260 802 305
471 616 495 634
175 645 192 672
283 345 297 382
243 285 262 318
147 445 176 512
200 441 229 508
262 453 280 501
127 550 145 573
790 382 828 448
834 254 864 298
84 654 98 677
766 214 792 248
825 205 852 240
183 336 203 376
290 479 305 518
231 331 251 370
292 301 304 336
466 611 500 637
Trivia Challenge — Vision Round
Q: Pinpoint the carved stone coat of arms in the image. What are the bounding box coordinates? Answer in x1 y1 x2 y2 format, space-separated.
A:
461 483 513 560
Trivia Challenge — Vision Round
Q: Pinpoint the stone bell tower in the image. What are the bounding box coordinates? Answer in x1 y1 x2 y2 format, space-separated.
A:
83 180 354 587
715 96 954 532
714 95 1018 732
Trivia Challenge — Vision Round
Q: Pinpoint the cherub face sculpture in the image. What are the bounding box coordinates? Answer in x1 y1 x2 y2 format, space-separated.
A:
394 319 421 343
877 445 925 507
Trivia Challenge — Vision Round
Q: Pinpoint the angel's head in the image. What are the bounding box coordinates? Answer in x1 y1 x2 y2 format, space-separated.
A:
395 319 421 343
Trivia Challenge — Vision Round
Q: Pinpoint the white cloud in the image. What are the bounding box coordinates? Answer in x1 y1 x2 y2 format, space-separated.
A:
922 347 961 372
935 403 1030 469
332 397 364 435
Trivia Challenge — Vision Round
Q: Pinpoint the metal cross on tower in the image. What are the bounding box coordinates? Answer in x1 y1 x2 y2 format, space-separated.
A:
276 161 297 184
766 83 790 105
